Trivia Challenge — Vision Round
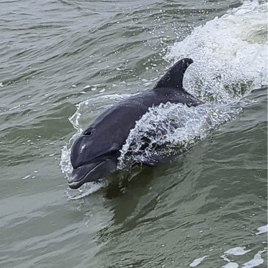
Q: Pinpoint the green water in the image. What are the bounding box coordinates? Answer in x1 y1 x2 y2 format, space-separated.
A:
0 0 267 267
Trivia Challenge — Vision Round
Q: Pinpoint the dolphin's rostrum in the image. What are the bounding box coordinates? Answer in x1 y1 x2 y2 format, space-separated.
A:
69 58 201 189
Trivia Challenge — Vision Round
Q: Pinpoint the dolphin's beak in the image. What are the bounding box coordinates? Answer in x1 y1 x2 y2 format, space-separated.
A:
68 159 117 189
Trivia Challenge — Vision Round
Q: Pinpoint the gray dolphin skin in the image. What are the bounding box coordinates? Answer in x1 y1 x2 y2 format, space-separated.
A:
69 58 202 189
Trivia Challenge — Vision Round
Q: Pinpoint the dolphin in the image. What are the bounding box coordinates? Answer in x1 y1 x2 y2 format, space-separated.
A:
68 58 201 189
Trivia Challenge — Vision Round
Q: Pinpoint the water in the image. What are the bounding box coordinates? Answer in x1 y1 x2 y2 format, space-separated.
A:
0 0 267 267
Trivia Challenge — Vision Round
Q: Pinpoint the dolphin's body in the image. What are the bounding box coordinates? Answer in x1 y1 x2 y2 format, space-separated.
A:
69 58 201 189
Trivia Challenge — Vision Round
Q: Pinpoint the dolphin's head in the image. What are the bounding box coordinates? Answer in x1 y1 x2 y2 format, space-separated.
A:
68 133 120 189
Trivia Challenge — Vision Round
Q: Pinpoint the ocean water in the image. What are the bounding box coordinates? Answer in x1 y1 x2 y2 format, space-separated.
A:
0 0 267 267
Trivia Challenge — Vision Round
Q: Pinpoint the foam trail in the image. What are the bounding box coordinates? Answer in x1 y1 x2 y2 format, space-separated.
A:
166 1 267 102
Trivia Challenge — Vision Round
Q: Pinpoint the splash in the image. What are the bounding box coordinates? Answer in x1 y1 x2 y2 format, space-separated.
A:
166 0 267 102
117 102 242 169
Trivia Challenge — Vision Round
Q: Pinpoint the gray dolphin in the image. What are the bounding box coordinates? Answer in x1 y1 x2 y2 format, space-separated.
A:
68 58 201 189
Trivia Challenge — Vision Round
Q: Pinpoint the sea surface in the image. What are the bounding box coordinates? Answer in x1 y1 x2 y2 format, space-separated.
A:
0 0 267 267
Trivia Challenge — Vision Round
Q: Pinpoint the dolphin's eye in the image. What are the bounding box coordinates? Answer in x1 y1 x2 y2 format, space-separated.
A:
84 127 94 136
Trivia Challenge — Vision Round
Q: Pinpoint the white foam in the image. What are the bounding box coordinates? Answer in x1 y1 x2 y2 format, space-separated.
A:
241 250 265 268
189 255 208 267
166 1 267 97
224 247 251 256
60 145 73 176
222 263 239 268
221 247 266 268
256 224 268 235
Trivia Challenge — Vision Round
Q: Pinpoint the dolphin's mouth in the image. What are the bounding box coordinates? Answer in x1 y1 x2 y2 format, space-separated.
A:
68 161 104 189
68 158 118 189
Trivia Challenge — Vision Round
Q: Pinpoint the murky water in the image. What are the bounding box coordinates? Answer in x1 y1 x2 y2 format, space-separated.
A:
0 0 267 267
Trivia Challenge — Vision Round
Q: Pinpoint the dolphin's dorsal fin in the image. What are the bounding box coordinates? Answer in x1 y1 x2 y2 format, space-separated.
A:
153 58 193 90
